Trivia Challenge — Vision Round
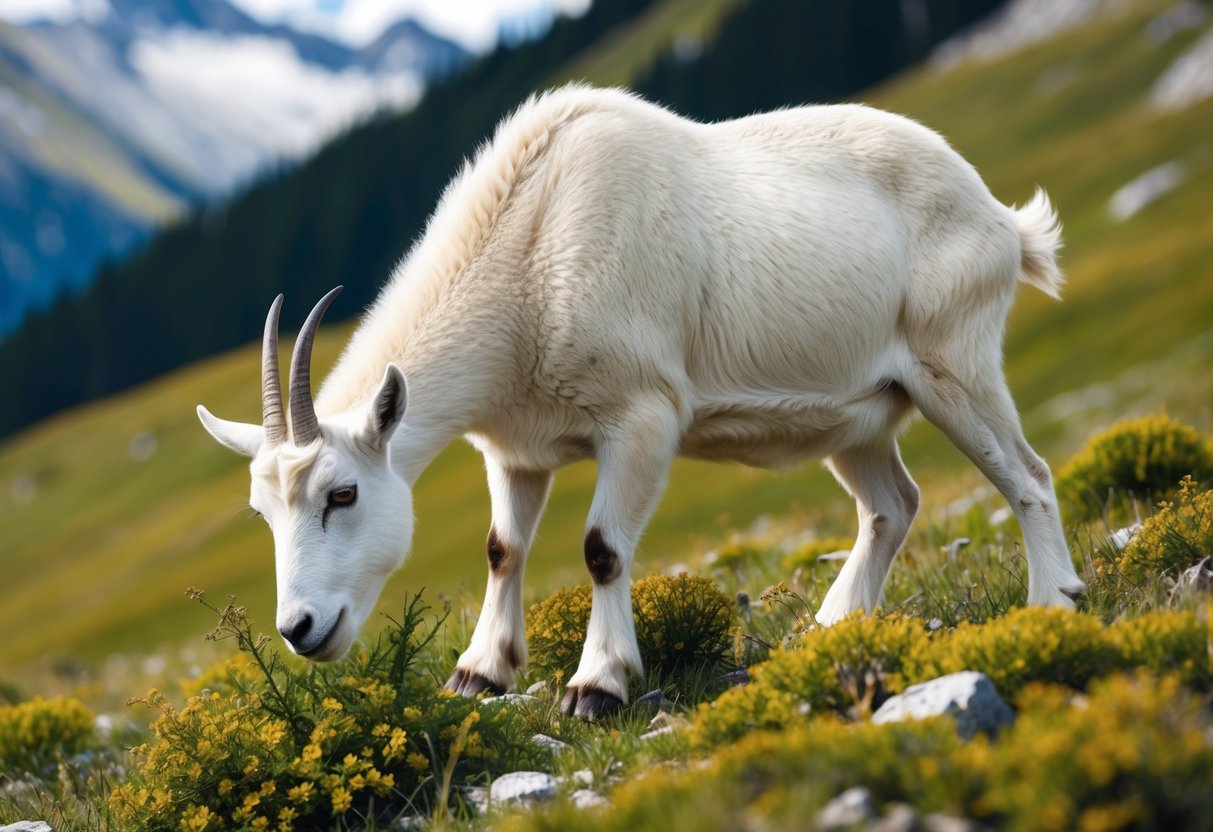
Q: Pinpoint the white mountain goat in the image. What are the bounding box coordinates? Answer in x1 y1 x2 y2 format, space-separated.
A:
198 85 1085 718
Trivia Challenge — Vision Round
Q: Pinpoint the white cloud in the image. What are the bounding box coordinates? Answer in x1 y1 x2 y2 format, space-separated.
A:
0 0 108 24
226 0 590 52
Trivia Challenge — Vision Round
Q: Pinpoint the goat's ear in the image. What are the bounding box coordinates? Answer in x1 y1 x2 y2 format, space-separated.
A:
362 364 408 452
197 405 264 457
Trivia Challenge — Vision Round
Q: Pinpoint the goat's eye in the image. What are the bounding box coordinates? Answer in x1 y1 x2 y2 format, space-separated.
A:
328 485 357 507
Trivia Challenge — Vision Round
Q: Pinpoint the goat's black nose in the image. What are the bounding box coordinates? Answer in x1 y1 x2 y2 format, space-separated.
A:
279 612 314 650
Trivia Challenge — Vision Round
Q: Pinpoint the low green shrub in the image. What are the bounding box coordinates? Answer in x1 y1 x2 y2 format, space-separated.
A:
968 672 1213 831
704 539 769 573
0 695 95 780
1056 413 1213 522
509 672 1213 832
525 574 737 682
108 591 543 831
692 613 930 747
905 606 1119 695
1117 476 1213 584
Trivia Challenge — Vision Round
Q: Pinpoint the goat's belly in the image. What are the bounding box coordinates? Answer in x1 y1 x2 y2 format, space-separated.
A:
680 387 914 469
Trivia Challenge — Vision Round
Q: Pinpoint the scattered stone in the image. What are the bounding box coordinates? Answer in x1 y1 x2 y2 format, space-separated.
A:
2 824 53 832
873 671 1014 740
814 786 877 830
946 537 971 561
924 813 985 832
570 788 609 809
872 802 921 832
456 785 488 815
1150 26 1213 111
1108 161 1187 221
489 771 558 807
719 668 750 687
481 693 537 707
1108 524 1142 550
817 549 850 562
525 680 550 696
392 816 427 830
927 618 944 633
633 688 674 711
1179 556 1213 593
567 768 595 788
640 725 675 740
531 733 570 755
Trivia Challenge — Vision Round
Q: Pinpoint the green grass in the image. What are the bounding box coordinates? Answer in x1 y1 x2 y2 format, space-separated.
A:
2 0 1212 676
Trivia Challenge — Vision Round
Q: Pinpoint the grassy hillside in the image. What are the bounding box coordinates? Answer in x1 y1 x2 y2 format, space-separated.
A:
2 0 1211 673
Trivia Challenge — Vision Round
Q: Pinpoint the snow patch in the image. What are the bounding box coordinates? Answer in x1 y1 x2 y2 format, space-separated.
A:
129 29 421 185
1107 160 1187 221
931 0 1107 70
1149 25 1213 111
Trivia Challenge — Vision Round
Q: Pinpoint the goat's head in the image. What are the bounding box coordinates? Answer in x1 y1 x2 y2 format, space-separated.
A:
196 288 412 661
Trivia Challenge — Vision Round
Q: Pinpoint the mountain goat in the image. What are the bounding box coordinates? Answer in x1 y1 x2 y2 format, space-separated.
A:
198 85 1084 718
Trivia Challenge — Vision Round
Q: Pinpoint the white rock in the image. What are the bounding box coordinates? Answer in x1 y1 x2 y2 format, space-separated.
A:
568 768 595 787
1180 556 1213 592
531 733 570 755
1108 161 1187 221
489 771 558 807
1 824 53 832
456 785 488 815
1150 26 1213 111
481 693 537 707
815 786 876 831
1108 524 1143 550
525 680 550 696
571 788 609 809
873 671 1014 740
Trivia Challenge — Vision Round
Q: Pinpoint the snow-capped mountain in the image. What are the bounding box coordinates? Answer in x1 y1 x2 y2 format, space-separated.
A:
0 0 467 334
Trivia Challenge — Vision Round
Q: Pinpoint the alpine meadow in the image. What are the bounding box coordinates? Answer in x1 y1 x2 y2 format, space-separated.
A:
1 1 1212 830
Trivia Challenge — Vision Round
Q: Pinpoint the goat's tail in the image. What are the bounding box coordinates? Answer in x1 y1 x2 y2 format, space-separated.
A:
1013 187 1064 300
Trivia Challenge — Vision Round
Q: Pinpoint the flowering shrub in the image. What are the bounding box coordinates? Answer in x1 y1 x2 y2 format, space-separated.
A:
904 606 1119 695
507 672 1213 832
1116 476 1213 584
693 605 1213 750
108 591 543 830
525 574 738 683
692 613 930 747
968 673 1213 830
705 539 769 573
0 695 95 780
1056 413 1213 522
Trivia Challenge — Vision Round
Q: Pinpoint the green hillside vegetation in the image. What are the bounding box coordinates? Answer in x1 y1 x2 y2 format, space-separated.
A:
2 0 1212 680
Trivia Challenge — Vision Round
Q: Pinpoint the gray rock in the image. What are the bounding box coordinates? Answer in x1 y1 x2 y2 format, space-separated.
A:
489 771 558 807
392 816 427 830
568 768 594 787
872 671 1013 740
815 786 876 830
531 733 570 755
1180 556 1213 592
2 824 53 832
570 788 609 809
633 688 674 710
525 680 551 696
719 668 750 687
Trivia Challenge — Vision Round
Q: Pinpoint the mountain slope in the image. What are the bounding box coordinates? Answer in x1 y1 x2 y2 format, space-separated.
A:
0 0 467 335
3 0 1211 671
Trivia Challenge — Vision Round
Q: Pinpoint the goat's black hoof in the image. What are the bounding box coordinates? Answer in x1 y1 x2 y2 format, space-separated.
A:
560 685 623 719
443 667 506 698
1060 582 1087 602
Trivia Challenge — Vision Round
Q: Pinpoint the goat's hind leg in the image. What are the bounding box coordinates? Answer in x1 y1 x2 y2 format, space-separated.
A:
902 356 1084 606
816 440 920 626
445 461 552 697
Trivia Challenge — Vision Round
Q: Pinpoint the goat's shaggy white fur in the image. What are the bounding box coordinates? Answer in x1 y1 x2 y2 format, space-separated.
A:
201 85 1084 718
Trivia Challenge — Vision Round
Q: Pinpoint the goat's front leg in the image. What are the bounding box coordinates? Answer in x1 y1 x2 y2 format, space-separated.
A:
445 461 552 697
561 398 682 719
